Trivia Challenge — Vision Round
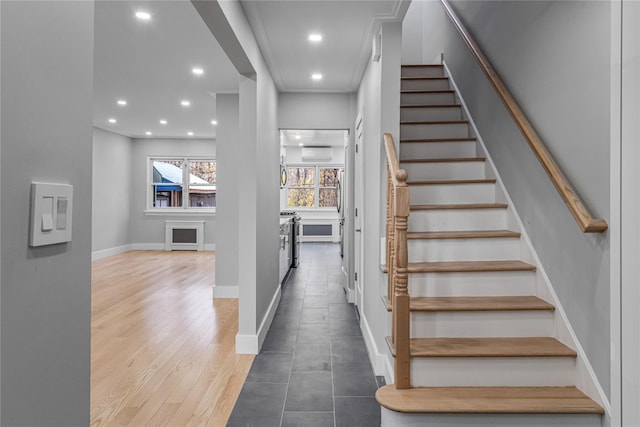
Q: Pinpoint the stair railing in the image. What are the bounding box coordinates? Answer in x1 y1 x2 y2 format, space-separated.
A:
383 133 411 389
440 0 607 233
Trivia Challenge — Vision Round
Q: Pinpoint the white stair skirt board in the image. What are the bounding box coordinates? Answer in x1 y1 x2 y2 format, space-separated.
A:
401 106 462 122
408 208 507 232
409 311 554 338
410 357 576 387
400 161 485 181
381 410 602 427
409 182 496 205
400 122 470 140
361 309 391 378
407 237 520 262
401 78 450 91
408 271 536 297
401 92 456 105
399 140 476 159
401 67 444 78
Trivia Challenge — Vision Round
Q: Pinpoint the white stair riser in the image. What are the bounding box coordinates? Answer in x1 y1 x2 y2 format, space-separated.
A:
400 141 476 159
410 311 554 338
402 67 444 78
409 183 496 205
408 271 536 297
401 122 469 140
381 409 603 427
408 209 507 232
401 78 450 91
410 357 576 387
401 106 462 122
400 161 486 181
401 92 456 105
407 237 520 262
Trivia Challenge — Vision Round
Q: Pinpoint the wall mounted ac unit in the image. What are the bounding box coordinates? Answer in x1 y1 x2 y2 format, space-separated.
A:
301 146 332 161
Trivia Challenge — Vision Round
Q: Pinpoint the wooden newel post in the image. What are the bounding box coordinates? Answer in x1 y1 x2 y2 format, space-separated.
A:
393 169 411 389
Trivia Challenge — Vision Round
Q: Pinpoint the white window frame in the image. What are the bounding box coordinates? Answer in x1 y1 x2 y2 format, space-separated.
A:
285 164 342 210
145 156 216 215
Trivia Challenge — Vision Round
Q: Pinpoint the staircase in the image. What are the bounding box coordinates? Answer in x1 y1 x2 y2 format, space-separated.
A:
375 64 604 426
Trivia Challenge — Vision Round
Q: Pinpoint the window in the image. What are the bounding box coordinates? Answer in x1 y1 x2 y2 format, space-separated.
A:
149 158 216 211
286 165 340 208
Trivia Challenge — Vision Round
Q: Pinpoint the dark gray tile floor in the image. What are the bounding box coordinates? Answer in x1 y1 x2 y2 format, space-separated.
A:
228 243 385 427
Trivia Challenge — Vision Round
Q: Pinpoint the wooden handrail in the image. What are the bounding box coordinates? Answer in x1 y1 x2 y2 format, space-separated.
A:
440 0 607 233
383 133 411 389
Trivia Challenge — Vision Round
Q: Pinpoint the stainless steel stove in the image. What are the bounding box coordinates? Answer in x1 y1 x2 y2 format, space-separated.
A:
280 211 300 267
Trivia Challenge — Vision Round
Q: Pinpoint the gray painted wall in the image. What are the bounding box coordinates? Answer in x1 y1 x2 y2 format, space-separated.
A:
129 138 216 246
356 22 403 370
92 128 132 252
215 94 240 292
1 1 93 424
407 0 611 395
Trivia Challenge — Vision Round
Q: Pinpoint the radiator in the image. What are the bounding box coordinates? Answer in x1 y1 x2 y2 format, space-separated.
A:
165 221 204 251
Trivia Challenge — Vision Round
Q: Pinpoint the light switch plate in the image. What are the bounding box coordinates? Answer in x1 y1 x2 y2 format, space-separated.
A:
30 182 73 247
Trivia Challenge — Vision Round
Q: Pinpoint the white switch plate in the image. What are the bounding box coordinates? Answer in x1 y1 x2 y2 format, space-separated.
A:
30 182 73 247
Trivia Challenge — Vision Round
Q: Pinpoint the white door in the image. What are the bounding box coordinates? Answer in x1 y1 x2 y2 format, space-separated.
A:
354 114 364 310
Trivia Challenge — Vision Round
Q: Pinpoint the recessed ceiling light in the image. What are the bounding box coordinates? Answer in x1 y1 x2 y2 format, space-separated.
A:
192 67 204 76
145 131 152 136
299 143 304 147
181 100 191 107
135 11 151 21
187 131 194 136
308 34 322 42
117 99 127 106
211 120 218 125
159 119 167 125
311 73 323 81
108 118 117 124
295 134 301 140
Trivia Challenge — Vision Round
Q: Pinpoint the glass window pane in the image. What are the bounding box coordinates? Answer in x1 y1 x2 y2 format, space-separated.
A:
319 188 337 207
153 187 182 207
189 161 216 185
287 188 314 207
288 167 315 187
320 168 339 187
189 192 216 208
153 160 183 184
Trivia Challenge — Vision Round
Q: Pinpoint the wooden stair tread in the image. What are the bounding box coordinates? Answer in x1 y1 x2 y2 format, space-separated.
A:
401 157 485 163
407 178 496 186
400 137 476 143
400 104 461 109
400 120 468 125
409 337 576 358
410 203 508 211
376 385 604 414
409 296 554 312
407 230 520 239
401 90 454 94
401 77 448 81
407 260 536 273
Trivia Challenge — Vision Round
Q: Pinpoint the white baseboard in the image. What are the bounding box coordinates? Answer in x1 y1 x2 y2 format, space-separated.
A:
346 287 355 303
131 243 165 251
235 334 259 354
361 311 392 379
235 284 282 354
257 285 282 349
91 244 132 261
212 285 239 298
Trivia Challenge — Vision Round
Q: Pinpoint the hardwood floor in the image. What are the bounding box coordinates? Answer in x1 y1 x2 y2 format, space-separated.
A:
91 251 253 427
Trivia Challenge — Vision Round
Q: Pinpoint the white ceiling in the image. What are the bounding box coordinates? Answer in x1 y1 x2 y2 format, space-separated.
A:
93 0 405 139
242 0 405 92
